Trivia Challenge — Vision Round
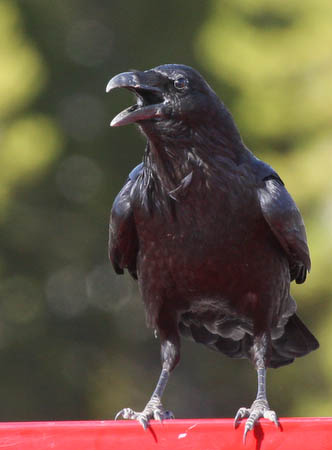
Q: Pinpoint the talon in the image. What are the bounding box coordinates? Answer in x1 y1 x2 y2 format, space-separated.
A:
264 409 279 427
115 408 126 420
234 407 249 428
154 410 163 422
114 398 173 429
234 400 278 440
243 424 250 444
165 410 175 420
138 415 148 430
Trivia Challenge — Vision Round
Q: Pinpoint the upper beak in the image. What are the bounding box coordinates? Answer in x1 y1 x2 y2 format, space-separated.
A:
106 72 135 93
106 70 165 127
106 71 161 95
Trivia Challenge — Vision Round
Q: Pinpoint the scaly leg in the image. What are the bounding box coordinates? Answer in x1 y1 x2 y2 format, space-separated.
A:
234 333 279 442
115 367 174 429
116 329 180 429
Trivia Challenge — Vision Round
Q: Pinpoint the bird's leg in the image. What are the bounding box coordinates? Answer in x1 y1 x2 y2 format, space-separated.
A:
115 366 174 428
115 328 180 429
234 332 279 442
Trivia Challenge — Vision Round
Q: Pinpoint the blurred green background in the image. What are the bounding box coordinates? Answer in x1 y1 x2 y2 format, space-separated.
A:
0 0 330 422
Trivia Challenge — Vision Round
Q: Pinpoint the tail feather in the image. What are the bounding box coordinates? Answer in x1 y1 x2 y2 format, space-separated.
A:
269 314 319 368
179 313 319 369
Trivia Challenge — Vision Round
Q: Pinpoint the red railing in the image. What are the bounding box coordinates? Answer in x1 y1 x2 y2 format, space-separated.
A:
0 418 331 449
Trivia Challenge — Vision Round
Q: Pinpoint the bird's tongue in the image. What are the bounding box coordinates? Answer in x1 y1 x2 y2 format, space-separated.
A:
111 103 162 127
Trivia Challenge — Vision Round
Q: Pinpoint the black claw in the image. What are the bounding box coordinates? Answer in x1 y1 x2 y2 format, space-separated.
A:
114 400 173 429
154 411 162 422
243 419 254 444
166 410 175 420
234 407 248 429
235 402 278 442
115 409 125 420
138 417 148 430
243 427 249 445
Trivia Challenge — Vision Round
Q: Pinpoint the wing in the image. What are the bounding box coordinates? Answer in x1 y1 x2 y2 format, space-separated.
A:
109 163 143 280
258 175 311 284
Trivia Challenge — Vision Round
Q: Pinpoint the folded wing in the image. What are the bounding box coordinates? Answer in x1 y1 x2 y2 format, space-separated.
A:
109 164 143 280
258 176 311 283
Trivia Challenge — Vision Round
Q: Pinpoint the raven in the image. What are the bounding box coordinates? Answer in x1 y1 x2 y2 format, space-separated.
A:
106 64 318 440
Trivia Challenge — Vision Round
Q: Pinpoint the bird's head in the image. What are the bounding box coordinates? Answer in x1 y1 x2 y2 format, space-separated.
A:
106 64 226 139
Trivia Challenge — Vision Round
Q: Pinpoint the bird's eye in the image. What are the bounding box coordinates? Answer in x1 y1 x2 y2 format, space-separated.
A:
174 77 188 90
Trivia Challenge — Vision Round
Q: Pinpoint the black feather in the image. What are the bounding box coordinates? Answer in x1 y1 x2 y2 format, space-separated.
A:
108 64 318 405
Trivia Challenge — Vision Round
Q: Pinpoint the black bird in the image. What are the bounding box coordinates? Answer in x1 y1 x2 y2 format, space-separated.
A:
106 64 318 440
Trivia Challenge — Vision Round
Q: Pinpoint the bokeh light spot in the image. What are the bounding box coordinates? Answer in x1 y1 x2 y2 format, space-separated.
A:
46 267 89 318
66 20 112 67
56 154 103 203
58 94 107 142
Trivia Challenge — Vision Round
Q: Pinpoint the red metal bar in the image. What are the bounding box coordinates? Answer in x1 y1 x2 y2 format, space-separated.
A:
0 418 331 450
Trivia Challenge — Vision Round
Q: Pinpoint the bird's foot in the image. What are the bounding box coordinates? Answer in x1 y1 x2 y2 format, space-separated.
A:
234 399 279 443
115 396 174 429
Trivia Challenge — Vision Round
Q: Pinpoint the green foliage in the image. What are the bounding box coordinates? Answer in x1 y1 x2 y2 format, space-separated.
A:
198 0 332 144
0 115 62 212
0 1 62 216
0 2 46 119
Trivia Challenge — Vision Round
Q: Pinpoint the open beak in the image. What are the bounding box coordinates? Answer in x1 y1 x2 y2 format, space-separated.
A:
106 71 165 127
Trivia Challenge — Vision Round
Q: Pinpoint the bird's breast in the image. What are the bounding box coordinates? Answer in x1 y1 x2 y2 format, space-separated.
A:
136 182 273 281
134 178 289 329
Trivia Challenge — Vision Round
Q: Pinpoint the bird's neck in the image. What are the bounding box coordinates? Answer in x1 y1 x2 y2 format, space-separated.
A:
142 122 246 191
